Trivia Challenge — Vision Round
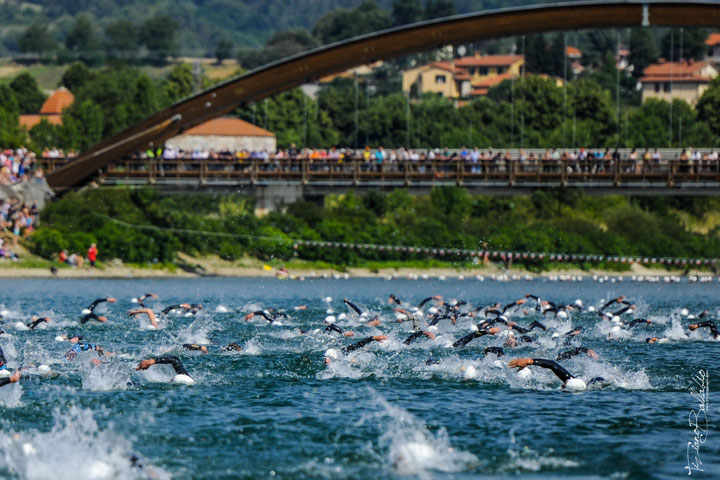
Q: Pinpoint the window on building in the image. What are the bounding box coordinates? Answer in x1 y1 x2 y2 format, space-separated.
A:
655 83 660 93
664 82 671 92
479 67 488 75
435 75 446 84
497 67 505 74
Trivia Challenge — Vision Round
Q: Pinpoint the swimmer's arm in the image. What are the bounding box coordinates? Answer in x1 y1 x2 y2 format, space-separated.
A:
343 298 363 315
531 358 574 382
528 320 547 331
147 355 189 376
416 296 442 309
556 347 587 360
342 335 387 353
393 308 413 322
324 323 344 335
0 370 20 387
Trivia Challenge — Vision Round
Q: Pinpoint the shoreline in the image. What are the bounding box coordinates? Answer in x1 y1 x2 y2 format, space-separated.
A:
0 260 714 280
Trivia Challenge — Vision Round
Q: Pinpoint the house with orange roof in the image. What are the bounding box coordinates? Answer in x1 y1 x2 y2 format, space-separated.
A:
705 33 720 63
401 54 524 102
640 59 718 105
166 117 276 152
18 87 74 130
566 46 584 75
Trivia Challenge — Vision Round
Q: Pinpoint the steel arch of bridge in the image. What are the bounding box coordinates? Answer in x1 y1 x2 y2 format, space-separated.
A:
46 1 720 192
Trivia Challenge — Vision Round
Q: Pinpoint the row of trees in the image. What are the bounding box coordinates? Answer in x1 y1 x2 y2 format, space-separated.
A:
18 14 179 65
4 59 720 152
29 187 720 271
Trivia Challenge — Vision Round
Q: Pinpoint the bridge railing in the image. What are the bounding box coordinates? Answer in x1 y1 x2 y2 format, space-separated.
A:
40 155 720 187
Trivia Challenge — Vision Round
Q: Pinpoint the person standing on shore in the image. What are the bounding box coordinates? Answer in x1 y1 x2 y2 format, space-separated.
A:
87 243 97 269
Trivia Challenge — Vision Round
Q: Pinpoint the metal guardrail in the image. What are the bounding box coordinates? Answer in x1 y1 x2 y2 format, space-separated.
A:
40 155 720 189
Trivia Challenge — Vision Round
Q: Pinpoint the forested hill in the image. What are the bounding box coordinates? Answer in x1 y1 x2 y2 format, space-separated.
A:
1 0 562 57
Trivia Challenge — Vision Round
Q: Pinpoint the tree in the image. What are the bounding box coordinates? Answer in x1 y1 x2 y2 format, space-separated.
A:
661 28 708 61
105 19 139 59
65 14 101 53
628 28 658 78
697 76 720 136
162 64 197 103
240 29 319 69
522 34 549 74
424 0 456 19
30 119 61 151
392 0 424 26
215 37 233 64
140 14 178 64
0 85 24 147
17 24 57 56
9 72 46 114
60 62 95 92
312 1 391 45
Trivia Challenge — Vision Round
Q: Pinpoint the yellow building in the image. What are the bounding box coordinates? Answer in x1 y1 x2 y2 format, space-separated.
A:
640 60 718 106
402 54 524 100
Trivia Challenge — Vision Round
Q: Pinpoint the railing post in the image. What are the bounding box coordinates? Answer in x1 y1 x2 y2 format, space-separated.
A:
404 160 411 186
613 155 620 187
353 157 359 185
201 158 207 183
149 157 155 184
508 157 515 186
302 155 308 184
252 158 258 185
456 158 463 185
668 159 675 187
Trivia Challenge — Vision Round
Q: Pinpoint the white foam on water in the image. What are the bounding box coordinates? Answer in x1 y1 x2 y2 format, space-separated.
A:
80 360 132 392
499 430 580 473
0 382 22 407
214 305 230 313
663 315 689 340
242 338 262 355
368 394 477 476
0 406 169 480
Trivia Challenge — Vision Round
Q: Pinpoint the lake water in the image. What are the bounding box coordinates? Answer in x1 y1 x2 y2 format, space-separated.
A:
0 278 717 479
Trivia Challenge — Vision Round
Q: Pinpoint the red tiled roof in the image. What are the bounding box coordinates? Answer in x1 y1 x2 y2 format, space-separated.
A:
641 61 717 83
640 75 712 83
39 87 74 115
184 118 274 137
19 114 63 129
471 88 489 96
566 46 581 57
455 73 471 81
706 33 720 46
455 54 523 67
427 61 455 73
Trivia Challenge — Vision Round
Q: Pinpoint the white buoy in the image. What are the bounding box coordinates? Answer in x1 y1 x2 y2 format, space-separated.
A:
587 306 596 313
131 298 139 303
324 348 339 360
172 374 195 385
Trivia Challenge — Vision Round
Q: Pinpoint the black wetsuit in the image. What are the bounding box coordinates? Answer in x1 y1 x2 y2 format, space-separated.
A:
183 344 206 352
80 313 104 324
416 297 437 309
693 320 720 339
389 294 402 305
224 342 243 352
66 342 101 360
627 319 651 328
87 298 110 313
342 337 377 354
152 356 189 376
0 376 15 387
453 326 494 348
531 358 574 382
403 330 429 345
557 347 592 360
343 299 363 316
247 310 275 322
161 305 187 315
484 346 505 356
325 323 346 335
137 294 155 308
26 317 50 330
599 298 631 313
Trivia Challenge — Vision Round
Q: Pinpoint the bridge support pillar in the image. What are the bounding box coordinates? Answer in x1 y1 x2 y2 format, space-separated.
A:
254 184 304 216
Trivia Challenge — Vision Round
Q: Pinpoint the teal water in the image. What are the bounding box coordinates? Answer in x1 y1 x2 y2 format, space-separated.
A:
0 278 717 479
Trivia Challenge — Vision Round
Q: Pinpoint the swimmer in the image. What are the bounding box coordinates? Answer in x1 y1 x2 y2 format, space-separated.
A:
403 330 436 345
0 369 20 387
223 342 243 352
183 344 208 354
389 294 402 305
80 312 108 324
84 297 116 314
506 319 546 334
556 347 599 360
508 357 604 391
161 303 203 315
501 298 527 314
65 341 111 360
324 321 355 337
136 355 194 384
452 326 500 348
26 316 51 330
484 346 505 357
135 293 159 308
599 296 631 313
244 310 276 323
365 315 382 327
416 295 443 310
0 345 10 373
563 326 582 345
127 308 159 328
324 335 388 365
688 320 720 339
343 298 364 316
394 307 422 330
504 333 533 348
627 318 652 328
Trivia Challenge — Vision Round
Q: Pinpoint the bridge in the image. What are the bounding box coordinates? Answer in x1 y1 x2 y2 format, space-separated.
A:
43 1 720 194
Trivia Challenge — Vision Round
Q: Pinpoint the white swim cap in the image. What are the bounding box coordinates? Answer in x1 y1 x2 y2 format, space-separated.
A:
557 311 568 319
324 296 332 303
565 378 587 391
470 324 478 332
54 335 66 342
462 365 477 380
415 310 424 317
411 307 419 313
610 325 622 334
517 367 532 379
325 308 334 314
337 313 347 321
587 306 596 312
38 365 51 374
681 308 689 316
428 307 438 315
360 311 368 317
172 374 195 385
22 443 37 456
499 315 509 322
687 314 695 320
574 299 583 306
81 309 91 315
427 325 438 332
324 315 336 324
612 316 621 323
551 333 560 339
324 348 339 360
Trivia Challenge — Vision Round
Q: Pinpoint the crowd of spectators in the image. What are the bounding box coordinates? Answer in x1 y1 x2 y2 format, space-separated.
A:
0 198 39 261
130 144 720 176
0 147 45 185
